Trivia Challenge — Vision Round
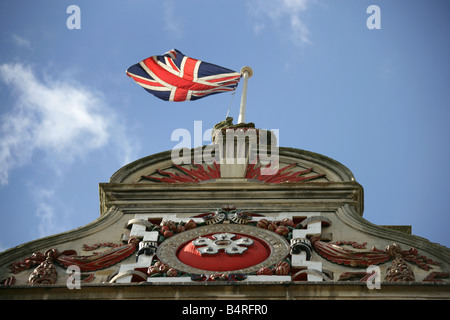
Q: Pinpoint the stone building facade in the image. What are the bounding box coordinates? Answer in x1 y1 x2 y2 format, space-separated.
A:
0 124 449 299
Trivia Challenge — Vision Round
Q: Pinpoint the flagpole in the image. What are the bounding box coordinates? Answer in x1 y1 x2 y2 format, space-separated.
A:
237 66 253 124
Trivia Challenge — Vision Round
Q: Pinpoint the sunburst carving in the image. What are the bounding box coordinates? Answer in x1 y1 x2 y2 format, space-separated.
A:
140 162 325 184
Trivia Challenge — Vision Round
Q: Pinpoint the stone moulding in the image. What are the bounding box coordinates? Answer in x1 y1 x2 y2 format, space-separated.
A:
1 281 450 300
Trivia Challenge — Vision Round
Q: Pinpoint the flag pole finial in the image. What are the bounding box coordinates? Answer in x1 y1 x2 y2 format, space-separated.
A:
237 66 253 124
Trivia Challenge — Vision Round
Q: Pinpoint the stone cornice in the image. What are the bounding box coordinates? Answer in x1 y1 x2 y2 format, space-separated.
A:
1 281 449 300
99 181 364 216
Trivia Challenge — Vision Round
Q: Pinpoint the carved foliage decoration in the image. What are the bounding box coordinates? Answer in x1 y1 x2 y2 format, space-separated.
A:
310 236 391 268
56 237 139 271
310 236 441 277
385 255 415 282
422 272 450 282
28 249 58 285
8 237 140 285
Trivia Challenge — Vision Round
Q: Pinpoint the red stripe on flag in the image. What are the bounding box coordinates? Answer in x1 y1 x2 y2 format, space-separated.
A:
127 72 165 88
181 57 198 81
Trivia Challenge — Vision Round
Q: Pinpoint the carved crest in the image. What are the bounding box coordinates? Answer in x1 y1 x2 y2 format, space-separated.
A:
193 233 254 255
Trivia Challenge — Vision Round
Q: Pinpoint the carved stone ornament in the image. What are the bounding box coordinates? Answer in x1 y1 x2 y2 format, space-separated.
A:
193 233 254 255
202 205 253 225
385 255 415 282
310 236 441 270
9 237 140 276
156 224 290 275
28 249 58 285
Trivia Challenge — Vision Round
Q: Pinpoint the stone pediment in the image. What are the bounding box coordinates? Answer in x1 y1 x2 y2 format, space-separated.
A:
1 144 449 300
109 147 355 184
99 146 364 217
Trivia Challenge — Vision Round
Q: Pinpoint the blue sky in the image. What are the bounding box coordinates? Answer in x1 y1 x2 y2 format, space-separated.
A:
1 0 449 252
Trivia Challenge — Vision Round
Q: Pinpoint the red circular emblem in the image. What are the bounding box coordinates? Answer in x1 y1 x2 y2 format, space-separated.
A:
177 233 270 272
156 224 290 275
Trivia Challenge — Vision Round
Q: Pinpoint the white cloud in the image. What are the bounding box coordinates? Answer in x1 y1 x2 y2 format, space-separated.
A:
35 202 59 237
248 0 313 46
0 63 138 185
11 34 32 49
0 63 140 239
31 186 69 238
163 0 183 38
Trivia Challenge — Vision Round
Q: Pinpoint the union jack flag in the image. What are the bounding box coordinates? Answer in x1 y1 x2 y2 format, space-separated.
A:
126 49 242 102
